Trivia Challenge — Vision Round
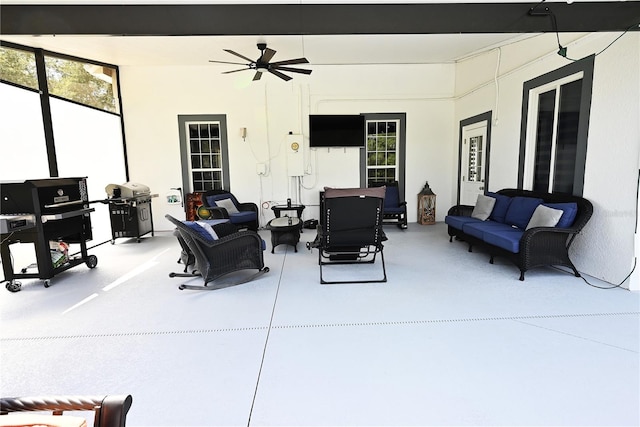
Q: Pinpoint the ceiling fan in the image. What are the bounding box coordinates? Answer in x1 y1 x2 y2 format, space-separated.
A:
209 43 312 82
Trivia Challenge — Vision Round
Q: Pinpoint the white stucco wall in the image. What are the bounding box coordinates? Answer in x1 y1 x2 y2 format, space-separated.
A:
118 32 639 286
454 32 640 286
119 62 457 228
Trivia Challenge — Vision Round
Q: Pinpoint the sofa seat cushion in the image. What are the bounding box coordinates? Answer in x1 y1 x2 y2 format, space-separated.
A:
463 221 515 240
445 215 483 230
483 228 524 253
504 196 544 229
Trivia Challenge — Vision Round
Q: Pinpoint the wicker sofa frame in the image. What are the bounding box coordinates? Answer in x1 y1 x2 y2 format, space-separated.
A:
0 395 132 427
166 214 268 290
447 189 593 281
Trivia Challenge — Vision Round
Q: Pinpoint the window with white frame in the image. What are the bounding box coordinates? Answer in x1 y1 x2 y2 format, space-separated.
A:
178 115 230 193
365 119 400 186
519 55 594 196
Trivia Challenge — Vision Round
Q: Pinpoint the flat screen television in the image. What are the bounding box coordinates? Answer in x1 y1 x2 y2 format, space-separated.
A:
309 114 365 148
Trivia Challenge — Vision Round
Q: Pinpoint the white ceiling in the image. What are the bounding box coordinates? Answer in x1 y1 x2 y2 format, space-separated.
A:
1 33 536 67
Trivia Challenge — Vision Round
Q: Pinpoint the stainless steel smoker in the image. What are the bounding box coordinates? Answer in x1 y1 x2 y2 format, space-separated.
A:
105 182 156 243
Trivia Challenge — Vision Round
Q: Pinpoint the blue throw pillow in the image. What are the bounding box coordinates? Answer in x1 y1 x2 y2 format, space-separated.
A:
544 202 578 228
504 197 544 230
183 221 215 243
487 192 512 223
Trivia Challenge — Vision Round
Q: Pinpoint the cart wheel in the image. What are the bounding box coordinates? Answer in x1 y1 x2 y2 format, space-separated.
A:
21 268 27 273
43 280 51 288
110 240 115 245
178 284 186 290
5 281 21 292
86 255 98 269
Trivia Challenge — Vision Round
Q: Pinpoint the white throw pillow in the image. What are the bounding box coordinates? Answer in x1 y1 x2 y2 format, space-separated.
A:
471 194 496 221
215 198 240 214
196 221 219 240
526 204 563 230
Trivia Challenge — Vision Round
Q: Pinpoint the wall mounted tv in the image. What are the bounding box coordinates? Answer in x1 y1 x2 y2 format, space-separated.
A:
309 114 365 148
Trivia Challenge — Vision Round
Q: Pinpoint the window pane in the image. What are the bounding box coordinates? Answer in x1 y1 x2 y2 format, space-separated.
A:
201 140 211 153
554 79 582 194
45 55 118 113
533 89 556 192
190 140 200 153
199 124 210 138
387 122 396 135
387 137 396 151
52 97 126 243
191 155 201 168
189 124 199 138
0 84 49 180
211 140 221 154
0 46 38 90
387 153 396 165
212 154 221 168
202 155 211 168
367 122 377 134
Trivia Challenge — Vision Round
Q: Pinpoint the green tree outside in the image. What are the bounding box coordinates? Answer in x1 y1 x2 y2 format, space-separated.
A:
0 46 117 113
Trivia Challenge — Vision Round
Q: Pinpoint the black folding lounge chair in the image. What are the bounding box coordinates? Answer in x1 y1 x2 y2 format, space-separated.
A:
166 214 268 290
307 186 388 284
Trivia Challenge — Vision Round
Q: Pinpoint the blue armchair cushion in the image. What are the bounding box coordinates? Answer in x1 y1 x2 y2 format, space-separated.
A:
205 193 258 225
183 221 215 243
504 196 544 230
487 192 512 223
383 186 404 212
206 193 240 210
544 202 578 228
227 210 258 225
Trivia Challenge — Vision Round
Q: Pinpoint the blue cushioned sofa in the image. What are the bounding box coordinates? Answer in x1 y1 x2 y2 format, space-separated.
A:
445 189 593 280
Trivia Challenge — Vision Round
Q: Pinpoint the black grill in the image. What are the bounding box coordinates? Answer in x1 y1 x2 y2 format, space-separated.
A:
0 177 97 292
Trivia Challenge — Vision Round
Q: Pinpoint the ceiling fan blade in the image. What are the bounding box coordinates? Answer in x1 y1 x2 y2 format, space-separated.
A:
273 66 312 75
253 71 263 81
222 68 249 74
209 60 248 65
260 48 277 64
270 58 309 66
268 69 292 81
224 49 255 63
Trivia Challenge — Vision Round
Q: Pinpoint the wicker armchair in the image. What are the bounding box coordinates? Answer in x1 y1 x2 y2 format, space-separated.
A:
166 215 268 290
197 190 259 231
0 395 132 427
307 187 387 284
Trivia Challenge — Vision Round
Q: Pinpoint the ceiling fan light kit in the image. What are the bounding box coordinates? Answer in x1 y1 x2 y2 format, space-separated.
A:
209 43 312 82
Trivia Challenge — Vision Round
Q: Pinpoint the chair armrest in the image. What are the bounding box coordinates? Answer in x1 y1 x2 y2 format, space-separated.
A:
447 204 474 216
520 226 579 254
237 202 259 213
0 395 132 427
201 206 230 219
398 201 407 207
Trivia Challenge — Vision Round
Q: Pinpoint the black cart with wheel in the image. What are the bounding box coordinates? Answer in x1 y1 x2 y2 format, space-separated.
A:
0 178 99 292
